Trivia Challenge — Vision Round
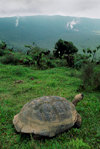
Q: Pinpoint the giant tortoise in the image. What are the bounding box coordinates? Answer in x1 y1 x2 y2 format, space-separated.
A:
13 93 84 137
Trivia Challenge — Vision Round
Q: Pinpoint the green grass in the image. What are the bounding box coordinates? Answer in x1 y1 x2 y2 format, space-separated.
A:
0 63 100 149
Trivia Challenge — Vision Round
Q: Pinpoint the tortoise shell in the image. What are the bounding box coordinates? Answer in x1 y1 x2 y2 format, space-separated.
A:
13 96 77 137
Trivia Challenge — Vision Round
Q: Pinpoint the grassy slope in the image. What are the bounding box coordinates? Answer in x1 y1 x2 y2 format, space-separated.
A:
0 64 100 149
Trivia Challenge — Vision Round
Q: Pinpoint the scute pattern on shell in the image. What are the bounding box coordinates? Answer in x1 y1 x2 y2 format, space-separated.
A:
13 96 77 137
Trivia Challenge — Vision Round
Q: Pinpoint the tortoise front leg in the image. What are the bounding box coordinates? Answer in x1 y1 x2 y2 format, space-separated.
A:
74 113 82 128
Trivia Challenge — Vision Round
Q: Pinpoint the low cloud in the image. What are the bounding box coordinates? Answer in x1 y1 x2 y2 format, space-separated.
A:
15 17 19 27
0 0 100 18
67 19 79 31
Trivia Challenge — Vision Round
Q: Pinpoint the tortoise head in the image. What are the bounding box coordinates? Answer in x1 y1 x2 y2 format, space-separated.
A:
72 93 84 106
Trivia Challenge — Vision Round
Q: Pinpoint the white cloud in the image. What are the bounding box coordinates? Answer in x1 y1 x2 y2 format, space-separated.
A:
15 17 19 27
67 19 79 31
0 0 100 18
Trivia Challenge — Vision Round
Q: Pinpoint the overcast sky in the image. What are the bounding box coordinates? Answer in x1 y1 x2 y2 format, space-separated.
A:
0 0 100 18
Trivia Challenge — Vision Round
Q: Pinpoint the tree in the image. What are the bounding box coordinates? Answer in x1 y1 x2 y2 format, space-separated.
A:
53 39 78 67
25 42 51 68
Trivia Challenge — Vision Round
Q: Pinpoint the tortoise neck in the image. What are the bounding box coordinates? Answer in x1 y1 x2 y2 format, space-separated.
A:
72 98 79 106
72 93 84 106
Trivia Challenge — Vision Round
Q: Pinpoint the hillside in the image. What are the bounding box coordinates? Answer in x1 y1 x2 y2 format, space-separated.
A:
0 15 100 51
0 64 100 148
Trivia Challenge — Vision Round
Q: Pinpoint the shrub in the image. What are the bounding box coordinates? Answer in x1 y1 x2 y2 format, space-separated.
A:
0 49 5 56
25 44 53 69
36 55 51 70
53 58 67 67
0 48 11 56
83 46 100 62
80 62 100 91
21 56 33 66
93 71 100 90
0 41 7 49
0 54 19 65
74 59 84 70
46 60 56 68
74 54 89 69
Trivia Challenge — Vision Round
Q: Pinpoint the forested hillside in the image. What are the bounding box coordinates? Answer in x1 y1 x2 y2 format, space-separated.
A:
0 15 100 51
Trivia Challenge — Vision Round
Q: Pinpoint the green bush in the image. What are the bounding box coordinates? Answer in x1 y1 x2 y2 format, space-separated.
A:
46 60 56 68
74 60 84 69
26 44 53 69
93 71 100 90
0 54 19 65
83 46 100 62
74 54 89 69
0 41 7 49
52 58 67 67
0 49 5 56
21 56 33 65
37 56 55 69
0 48 11 56
80 62 100 91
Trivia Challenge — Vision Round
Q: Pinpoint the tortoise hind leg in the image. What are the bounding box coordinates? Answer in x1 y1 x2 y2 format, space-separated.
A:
74 113 82 128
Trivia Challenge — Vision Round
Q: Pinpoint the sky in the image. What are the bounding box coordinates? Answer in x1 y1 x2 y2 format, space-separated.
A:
0 0 100 18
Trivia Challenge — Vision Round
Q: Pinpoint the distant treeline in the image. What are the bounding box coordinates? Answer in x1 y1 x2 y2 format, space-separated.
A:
0 39 100 70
